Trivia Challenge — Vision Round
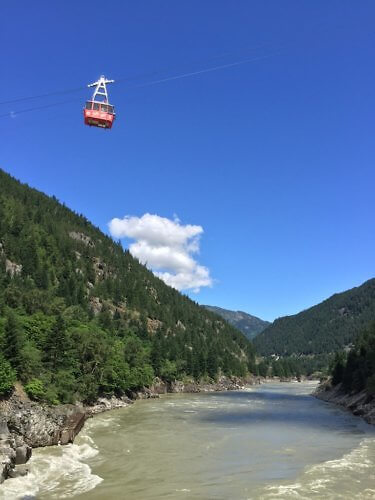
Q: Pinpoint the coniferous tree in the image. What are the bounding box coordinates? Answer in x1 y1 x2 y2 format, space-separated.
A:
44 314 69 372
4 310 25 373
207 345 219 379
0 356 16 396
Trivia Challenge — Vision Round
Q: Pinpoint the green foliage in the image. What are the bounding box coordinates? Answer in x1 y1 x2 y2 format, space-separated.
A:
159 360 178 382
0 356 16 396
3 309 25 373
0 169 256 403
257 360 269 377
254 279 375 356
19 341 43 382
331 352 346 386
256 353 332 378
330 322 375 394
366 375 375 396
44 314 69 371
203 305 270 340
24 378 45 401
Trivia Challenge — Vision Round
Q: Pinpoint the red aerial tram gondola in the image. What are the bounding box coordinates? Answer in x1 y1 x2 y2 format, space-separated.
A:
84 76 115 129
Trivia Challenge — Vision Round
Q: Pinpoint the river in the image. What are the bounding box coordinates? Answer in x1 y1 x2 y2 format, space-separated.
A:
1 381 375 499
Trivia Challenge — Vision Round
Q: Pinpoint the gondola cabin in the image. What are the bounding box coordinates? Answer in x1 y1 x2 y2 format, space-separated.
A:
84 75 116 129
84 101 115 129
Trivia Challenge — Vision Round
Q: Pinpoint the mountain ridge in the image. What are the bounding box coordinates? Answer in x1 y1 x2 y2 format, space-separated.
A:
254 278 375 356
203 305 270 340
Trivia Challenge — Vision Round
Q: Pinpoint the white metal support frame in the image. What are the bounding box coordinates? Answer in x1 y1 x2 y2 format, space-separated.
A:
88 76 115 103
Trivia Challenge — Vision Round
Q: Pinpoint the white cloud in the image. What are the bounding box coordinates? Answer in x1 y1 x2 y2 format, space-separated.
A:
108 213 212 292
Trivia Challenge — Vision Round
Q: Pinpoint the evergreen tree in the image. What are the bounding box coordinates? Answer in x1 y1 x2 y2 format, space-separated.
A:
44 314 69 371
0 356 16 396
331 352 346 386
3 310 24 373
207 345 219 379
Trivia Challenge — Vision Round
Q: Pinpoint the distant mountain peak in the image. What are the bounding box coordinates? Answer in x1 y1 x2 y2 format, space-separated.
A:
203 305 270 340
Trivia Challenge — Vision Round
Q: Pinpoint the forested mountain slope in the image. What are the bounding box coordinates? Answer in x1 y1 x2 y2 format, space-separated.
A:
0 169 255 404
254 279 375 356
330 320 375 395
203 305 269 340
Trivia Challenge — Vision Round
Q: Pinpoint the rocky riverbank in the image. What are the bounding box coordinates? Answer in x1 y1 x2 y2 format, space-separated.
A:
0 386 88 483
314 381 375 425
0 375 259 483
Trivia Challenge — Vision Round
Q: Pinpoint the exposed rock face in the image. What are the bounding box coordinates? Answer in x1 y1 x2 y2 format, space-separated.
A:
89 296 103 315
85 395 133 416
6 403 85 448
0 416 32 483
0 393 86 483
91 257 116 282
5 259 22 277
58 412 86 445
315 381 375 425
92 257 108 281
0 391 136 483
0 417 16 484
146 284 159 303
146 318 162 334
68 231 94 247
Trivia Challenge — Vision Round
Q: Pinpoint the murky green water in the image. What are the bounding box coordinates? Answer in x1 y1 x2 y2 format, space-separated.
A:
1 382 375 499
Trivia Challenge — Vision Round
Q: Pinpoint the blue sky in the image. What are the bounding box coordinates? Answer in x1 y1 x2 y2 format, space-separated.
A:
1 1 374 321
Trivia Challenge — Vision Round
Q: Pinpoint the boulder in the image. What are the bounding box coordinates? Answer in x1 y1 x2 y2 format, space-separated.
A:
59 412 86 445
15 445 32 465
8 465 29 478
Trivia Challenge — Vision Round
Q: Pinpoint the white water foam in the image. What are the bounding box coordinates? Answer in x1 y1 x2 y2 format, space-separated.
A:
0 439 102 500
259 437 375 499
84 414 121 430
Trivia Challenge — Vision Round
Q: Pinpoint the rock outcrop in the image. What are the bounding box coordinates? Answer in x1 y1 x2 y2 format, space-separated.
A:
68 231 94 247
0 391 86 483
0 417 16 483
314 381 375 425
4 259 22 277
85 395 133 416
